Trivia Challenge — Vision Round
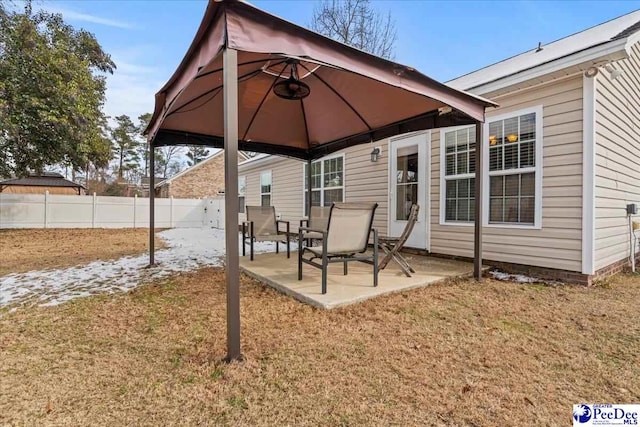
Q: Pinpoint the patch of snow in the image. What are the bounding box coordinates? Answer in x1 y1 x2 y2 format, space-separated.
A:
0 228 297 309
489 270 561 286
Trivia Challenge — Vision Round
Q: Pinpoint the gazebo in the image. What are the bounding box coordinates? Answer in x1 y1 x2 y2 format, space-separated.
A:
146 0 496 361
0 172 85 195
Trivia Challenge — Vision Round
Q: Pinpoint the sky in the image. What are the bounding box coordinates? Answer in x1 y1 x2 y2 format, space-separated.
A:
34 0 640 122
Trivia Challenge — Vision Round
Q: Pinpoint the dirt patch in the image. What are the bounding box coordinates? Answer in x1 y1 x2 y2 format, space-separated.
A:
0 228 165 276
1 269 639 425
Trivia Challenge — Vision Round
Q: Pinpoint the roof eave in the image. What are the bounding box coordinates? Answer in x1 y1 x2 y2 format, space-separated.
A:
456 37 630 95
624 29 640 53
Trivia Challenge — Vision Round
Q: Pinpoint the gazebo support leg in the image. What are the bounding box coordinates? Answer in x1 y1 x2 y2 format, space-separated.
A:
306 159 312 217
149 143 155 266
474 121 483 280
223 47 242 361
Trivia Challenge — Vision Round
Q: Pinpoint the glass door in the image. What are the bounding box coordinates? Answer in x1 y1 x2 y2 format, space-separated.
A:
389 133 428 249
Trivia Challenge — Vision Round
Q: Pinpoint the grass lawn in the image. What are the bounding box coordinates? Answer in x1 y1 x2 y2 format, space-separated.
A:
1 265 639 425
0 228 165 276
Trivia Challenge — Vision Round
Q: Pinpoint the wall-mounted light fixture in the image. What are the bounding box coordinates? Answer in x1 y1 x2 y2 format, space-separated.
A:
584 62 624 80
370 147 381 162
604 63 624 80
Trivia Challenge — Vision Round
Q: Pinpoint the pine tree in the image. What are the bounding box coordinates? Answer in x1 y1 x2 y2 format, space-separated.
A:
111 115 140 181
185 146 210 167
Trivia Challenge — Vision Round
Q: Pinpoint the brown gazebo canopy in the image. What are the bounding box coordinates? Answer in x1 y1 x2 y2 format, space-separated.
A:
147 0 496 360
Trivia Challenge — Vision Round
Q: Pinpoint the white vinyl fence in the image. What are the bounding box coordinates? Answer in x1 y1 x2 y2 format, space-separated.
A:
0 192 226 229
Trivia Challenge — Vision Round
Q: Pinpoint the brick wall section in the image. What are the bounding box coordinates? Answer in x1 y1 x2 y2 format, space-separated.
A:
485 260 592 286
406 247 583 280
593 252 640 282
421 251 593 285
165 154 226 199
157 152 251 199
422 250 640 286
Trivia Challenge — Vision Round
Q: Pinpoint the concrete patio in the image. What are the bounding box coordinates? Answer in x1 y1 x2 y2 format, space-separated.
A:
240 251 485 309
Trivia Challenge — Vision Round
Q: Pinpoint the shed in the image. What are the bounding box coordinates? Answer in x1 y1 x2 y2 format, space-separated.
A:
0 172 86 195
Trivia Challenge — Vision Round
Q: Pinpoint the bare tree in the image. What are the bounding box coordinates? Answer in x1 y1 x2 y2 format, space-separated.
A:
157 146 183 178
311 0 397 59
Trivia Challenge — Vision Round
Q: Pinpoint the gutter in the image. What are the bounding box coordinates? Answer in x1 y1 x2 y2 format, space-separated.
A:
238 154 285 170
457 37 630 95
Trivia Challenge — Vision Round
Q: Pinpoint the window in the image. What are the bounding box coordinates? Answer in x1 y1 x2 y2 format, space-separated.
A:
395 146 419 220
260 171 271 206
238 176 246 213
303 155 344 215
441 126 476 223
486 107 541 226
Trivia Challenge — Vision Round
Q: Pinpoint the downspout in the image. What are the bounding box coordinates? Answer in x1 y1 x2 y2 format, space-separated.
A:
630 215 635 273
307 158 312 216
630 215 639 273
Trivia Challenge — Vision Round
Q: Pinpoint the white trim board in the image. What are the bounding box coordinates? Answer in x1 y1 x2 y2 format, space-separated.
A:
581 74 596 275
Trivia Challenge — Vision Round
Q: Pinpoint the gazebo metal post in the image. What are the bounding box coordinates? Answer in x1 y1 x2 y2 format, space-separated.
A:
306 158 312 216
473 121 483 280
223 47 242 361
149 143 155 266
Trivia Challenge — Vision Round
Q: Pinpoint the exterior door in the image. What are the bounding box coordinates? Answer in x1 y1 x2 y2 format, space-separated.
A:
389 132 428 249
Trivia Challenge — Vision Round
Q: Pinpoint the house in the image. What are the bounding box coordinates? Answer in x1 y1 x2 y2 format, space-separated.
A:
238 11 640 284
0 172 85 195
155 150 251 198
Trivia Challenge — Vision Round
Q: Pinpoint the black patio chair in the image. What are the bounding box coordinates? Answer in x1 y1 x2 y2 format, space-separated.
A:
298 202 378 294
242 205 290 261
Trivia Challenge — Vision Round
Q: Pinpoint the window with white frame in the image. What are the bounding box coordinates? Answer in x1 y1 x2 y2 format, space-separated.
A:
442 126 476 223
260 171 271 206
238 176 246 213
487 110 538 225
303 155 344 215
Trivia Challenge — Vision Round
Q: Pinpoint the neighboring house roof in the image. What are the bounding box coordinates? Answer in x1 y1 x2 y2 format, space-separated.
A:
447 10 640 92
154 150 251 188
0 172 85 189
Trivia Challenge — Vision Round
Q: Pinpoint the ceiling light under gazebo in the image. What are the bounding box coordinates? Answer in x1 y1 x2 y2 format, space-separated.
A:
272 62 310 100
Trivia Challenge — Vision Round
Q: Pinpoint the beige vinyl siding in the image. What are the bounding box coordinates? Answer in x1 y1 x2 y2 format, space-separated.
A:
238 144 390 234
238 157 304 229
343 143 389 233
594 42 640 270
431 75 584 272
